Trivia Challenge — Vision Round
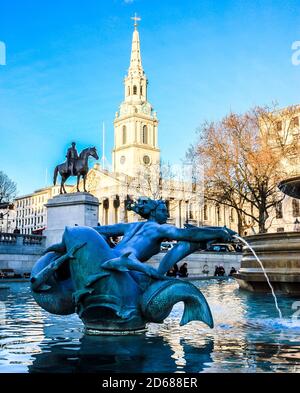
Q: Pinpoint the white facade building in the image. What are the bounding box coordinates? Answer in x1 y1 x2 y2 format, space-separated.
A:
15 185 72 234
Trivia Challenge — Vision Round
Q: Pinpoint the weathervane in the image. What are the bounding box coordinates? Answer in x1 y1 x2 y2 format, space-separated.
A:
131 13 141 30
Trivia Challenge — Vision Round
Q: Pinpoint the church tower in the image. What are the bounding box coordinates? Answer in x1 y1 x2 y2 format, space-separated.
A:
112 15 160 176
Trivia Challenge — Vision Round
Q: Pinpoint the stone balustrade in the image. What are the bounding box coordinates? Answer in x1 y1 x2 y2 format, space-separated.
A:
0 233 46 275
0 233 45 246
0 232 17 244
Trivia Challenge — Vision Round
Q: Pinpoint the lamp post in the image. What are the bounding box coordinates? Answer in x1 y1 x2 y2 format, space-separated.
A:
34 211 37 233
6 211 9 233
0 210 9 233
185 200 189 225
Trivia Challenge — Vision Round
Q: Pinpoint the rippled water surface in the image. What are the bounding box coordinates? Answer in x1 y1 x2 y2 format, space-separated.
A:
0 279 300 373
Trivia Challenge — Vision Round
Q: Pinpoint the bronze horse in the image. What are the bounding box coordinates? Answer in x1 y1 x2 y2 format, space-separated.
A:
53 147 99 194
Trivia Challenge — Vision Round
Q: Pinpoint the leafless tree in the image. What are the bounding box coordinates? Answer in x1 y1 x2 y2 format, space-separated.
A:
0 171 17 203
188 105 300 233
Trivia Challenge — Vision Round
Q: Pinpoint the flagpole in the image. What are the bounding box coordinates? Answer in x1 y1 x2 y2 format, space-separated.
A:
45 168 48 188
102 122 105 170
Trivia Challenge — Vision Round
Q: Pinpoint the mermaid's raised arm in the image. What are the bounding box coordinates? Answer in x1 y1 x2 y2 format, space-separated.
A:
159 224 233 243
93 223 129 237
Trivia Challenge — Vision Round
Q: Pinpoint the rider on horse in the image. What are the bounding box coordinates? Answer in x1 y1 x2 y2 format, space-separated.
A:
66 142 78 176
54 144 99 194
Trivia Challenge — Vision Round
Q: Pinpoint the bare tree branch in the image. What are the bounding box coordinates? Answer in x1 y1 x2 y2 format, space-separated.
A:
188 105 295 233
0 171 17 203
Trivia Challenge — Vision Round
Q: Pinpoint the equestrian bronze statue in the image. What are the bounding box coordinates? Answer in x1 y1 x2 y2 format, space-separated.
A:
53 143 99 194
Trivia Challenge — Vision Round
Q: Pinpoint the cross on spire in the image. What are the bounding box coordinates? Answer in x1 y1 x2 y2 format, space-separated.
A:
131 13 141 30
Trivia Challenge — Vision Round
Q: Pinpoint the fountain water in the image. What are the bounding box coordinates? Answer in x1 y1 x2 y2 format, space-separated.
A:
234 235 283 319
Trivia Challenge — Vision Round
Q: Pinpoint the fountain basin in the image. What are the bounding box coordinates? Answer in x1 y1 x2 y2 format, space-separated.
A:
2 280 300 373
234 232 300 295
278 176 300 199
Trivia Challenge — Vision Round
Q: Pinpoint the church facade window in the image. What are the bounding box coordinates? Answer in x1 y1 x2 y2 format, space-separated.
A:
275 201 283 219
122 125 127 145
133 85 137 95
203 204 208 221
292 199 300 217
142 125 148 144
216 205 220 222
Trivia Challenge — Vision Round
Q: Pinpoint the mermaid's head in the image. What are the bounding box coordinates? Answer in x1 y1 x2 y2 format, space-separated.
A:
127 197 168 224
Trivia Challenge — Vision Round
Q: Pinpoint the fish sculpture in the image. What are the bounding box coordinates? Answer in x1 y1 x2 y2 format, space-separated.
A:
31 226 214 334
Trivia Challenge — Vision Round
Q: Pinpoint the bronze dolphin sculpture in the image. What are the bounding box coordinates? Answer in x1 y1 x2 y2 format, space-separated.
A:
31 226 213 333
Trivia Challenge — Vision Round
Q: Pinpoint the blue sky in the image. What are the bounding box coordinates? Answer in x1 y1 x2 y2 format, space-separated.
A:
1 0 300 195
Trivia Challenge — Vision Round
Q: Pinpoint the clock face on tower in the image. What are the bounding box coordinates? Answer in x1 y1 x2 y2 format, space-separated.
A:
120 156 126 164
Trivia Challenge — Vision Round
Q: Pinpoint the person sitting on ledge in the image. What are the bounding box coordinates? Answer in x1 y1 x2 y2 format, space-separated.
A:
166 263 178 277
218 265 225 277
229 266 237 276
179 262 188 278
93 197 236 277
214 265 219 276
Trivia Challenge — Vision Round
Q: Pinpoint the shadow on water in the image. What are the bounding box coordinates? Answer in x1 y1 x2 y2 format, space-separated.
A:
28 334 214 373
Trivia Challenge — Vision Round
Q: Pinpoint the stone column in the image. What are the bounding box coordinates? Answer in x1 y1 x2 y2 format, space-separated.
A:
44 192 99 247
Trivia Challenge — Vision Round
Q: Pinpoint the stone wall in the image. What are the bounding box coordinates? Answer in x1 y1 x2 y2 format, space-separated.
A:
148 251 242 277
235 232 300 294
0 233 46 275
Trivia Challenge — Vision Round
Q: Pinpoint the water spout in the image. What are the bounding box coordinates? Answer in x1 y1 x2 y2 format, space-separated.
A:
234 235 283 319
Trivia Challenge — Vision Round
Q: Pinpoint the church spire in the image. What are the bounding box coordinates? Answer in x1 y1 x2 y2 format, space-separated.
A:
113 15 160 176
128 13 143 76
131 12 141 30
122 14 148 102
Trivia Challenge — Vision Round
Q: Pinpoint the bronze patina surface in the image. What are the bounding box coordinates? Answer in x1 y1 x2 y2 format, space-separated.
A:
31 198 236 334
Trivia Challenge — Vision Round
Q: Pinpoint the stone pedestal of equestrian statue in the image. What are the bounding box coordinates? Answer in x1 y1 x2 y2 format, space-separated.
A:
44 192 99 247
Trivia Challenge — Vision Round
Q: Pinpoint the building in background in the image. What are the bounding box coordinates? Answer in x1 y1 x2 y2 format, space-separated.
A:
264 107 300 233
14 185 72 234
